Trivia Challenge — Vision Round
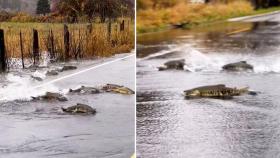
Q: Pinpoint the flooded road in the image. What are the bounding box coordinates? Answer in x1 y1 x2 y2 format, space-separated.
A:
137 15 280 158
0 53 135 158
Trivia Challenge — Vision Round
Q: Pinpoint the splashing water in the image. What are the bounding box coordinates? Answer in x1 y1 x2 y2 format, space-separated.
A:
144 44 280 73
40 51 51 67
0 74 59 102
32 71 46 79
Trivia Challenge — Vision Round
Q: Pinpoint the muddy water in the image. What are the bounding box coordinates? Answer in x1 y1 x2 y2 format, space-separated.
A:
0 54 135 158
137 22 280 158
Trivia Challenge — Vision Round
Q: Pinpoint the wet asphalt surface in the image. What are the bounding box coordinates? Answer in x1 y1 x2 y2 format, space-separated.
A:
0 53 135 158
137 13 280 158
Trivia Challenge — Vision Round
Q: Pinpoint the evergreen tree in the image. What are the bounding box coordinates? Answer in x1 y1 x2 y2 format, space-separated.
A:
36 0 50 15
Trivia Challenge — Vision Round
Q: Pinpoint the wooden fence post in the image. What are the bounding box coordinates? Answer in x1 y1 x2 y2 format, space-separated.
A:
20 31 25 68
0 29 7 72
120 20 125 31
107 20 112 41
76 29 81 59
87 23 92 33
33 29 39 65
127 20 130 32
48 29 55 60
115 24 118 33
64 24 70 60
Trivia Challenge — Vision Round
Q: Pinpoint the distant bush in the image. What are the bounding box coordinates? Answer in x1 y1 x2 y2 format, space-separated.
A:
9 12 37 22
0 11 14 21
0 0 134 23
137 0 185 10
137 0 254 33
0 12 89 23
56 0 134 23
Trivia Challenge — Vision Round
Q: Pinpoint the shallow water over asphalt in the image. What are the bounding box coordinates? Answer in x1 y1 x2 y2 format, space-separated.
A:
0 53 135 158
137 21 280 158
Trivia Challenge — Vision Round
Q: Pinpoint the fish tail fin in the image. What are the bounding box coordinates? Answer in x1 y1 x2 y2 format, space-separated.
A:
31 96 39 100
61 107 67 112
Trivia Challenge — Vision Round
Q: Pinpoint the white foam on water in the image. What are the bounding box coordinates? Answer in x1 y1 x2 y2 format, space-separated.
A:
32 71 46 79
0 74 59 102
8 51 51 69
141 44 178 60
40 51 51 67
187 50 280 73
0 53 135 102
248 53 280 73
147 43 280 73
0 51 136 103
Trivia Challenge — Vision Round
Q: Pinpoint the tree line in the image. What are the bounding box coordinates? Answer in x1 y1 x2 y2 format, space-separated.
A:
249 0 280 9
137 0 280 10
36 0 134 22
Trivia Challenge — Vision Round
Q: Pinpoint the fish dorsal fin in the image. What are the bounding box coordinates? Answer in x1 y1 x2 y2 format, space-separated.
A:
31 96 37 99
216 84 226 87
61 107 67 112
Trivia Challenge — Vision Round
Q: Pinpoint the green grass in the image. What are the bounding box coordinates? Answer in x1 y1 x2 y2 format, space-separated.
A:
251 6 280 15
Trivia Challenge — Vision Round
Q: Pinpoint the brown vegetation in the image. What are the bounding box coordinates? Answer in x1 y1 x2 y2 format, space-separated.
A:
0 20 134 63
137 0 254 33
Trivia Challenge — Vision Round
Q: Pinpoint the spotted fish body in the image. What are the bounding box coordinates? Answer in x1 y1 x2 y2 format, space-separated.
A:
42 92 68 101
102 84 135 95
111 87 135 95
164 59 185 70
32 92 68 102
62 103 96 114
184 84 249 98
158 59 185 71
102 84 123 91
222 61 253 72
69 86 100 94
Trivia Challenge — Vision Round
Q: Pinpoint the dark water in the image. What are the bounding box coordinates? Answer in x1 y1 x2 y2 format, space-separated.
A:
137 21 280 158
0 54 135 158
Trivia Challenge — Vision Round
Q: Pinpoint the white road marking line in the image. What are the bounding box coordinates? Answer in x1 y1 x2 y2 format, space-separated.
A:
33 54 135 89
228 10 280 22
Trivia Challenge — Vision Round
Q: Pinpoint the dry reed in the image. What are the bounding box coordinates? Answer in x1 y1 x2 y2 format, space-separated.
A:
0 20 134 62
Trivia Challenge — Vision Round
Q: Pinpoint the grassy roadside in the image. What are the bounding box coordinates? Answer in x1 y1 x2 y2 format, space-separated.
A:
249 6 280 15
137 1 280 34
0 20 134 59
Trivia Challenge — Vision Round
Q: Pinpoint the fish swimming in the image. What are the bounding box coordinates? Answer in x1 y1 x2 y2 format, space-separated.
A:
184 84 254 99
32 92 68 102
222 61 253 72
62 103 96 114
69 86 100 94
102 84 135 95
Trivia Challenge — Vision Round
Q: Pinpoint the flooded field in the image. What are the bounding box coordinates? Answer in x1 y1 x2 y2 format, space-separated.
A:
0 53 135 158
137 21 280 158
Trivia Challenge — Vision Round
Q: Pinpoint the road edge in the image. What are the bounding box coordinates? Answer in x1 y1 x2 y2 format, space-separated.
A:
228 10 280 22
33 53 135 89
